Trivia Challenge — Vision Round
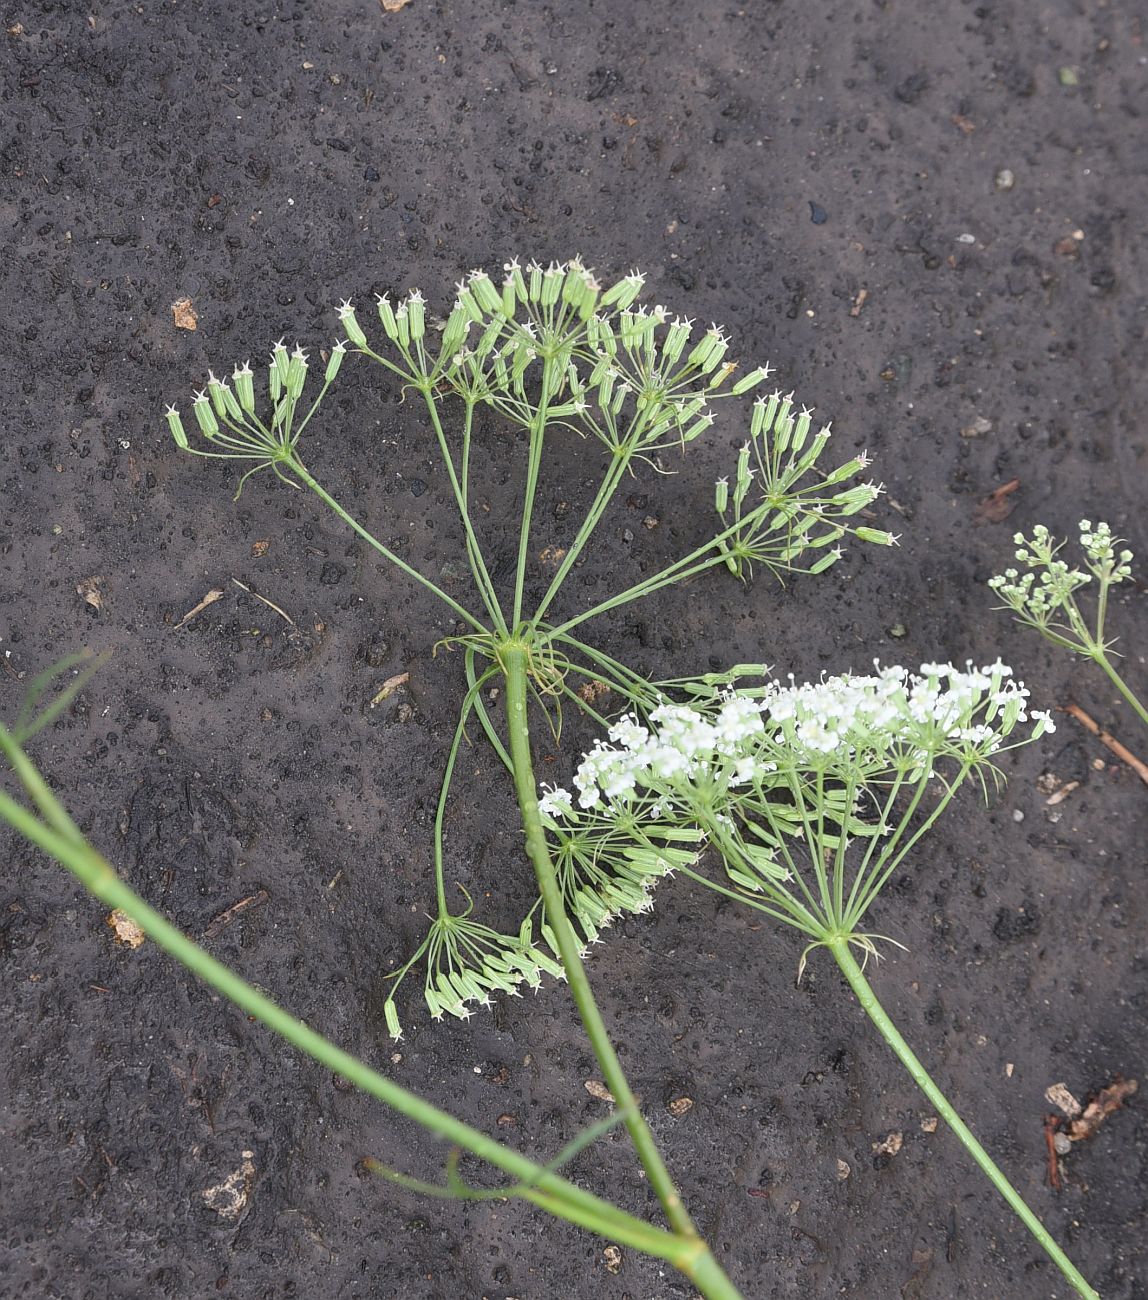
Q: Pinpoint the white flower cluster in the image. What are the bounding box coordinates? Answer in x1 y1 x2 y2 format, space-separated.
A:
557 695 770 812
765 661 1048 760
542 663 1053 819
989 521 1135 625
1079 519 1134 580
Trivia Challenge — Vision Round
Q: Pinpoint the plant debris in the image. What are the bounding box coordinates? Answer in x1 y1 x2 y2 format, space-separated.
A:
973 478 1021 525
370 672 410 707
171 297 198 330
173 587 224 630
231 577 297 628
202 1151 256 1220
1044 1077 1138 1188
1066 1078 1137 1143
203 890 270 939
107 909 145 949
76 575 104 612
584 1080 614 1103
1063 703 1148 787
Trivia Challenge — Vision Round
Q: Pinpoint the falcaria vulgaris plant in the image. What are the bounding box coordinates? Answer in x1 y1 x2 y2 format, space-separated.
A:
991 521 1147 735
1 260 1098 1296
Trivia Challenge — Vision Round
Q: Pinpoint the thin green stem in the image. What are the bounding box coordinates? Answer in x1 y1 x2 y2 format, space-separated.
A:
502 647 703 1243
551 552 728 637
289 459 488 635
1093 652 1148 731
828 938 1099 1300
532 442 635 625
512 363 555 627
419 390 508 635
464 648 514 773
433 673 495 916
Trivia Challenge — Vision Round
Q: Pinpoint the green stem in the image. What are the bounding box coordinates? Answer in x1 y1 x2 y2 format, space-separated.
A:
531 445 633 625
433 674 494 916
550 552 727 637
1093 652 1148 732
502 647 700 1241
289 459 488 635
419 391 509 635
512 364 555 627
0 727 747 1297
0 780 660 1248
828 938 1099 1300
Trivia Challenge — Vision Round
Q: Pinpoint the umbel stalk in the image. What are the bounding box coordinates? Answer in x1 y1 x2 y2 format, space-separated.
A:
829 939 1098 1300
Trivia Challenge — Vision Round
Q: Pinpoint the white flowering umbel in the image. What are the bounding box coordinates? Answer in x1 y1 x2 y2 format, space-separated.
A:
167 257 898 1039
543 662 1053 962
991 521 1146 733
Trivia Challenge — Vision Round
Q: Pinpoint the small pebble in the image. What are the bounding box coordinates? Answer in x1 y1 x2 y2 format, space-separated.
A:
1012 809 1025 823
956 232 977 245
809 201 828 225
1053 1133 1072 1155
887 623 907 639
994 168 1015 191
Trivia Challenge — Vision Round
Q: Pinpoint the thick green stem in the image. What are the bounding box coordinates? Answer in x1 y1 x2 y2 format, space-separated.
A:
502 648 698 1240
828 938 1099 1300
290 459 489 635
0 776 696 1266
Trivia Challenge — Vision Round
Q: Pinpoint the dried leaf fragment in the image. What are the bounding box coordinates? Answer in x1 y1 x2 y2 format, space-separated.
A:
602 1245 623 1275
202 1151 256 1220
578 680 610 705
666 1096 694 1118
171 297 198 330
251 540 270 557
380 0 413 9
973 477 1021 525
584 1080 614 1103
107 909 145 949
872 1131 903 1156
1050 1084 1082 1120
76 575 104 612
370 671 410 707
919 1116 939 1133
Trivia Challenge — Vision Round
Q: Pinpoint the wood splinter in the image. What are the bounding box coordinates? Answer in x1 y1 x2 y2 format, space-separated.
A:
1062 703 1148 789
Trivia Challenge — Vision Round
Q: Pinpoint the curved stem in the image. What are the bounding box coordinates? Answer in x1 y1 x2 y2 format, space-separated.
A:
289 459 488 635
828 938 1099 1300
0 776 673 1255
433 673 495 916
464 647 514 773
